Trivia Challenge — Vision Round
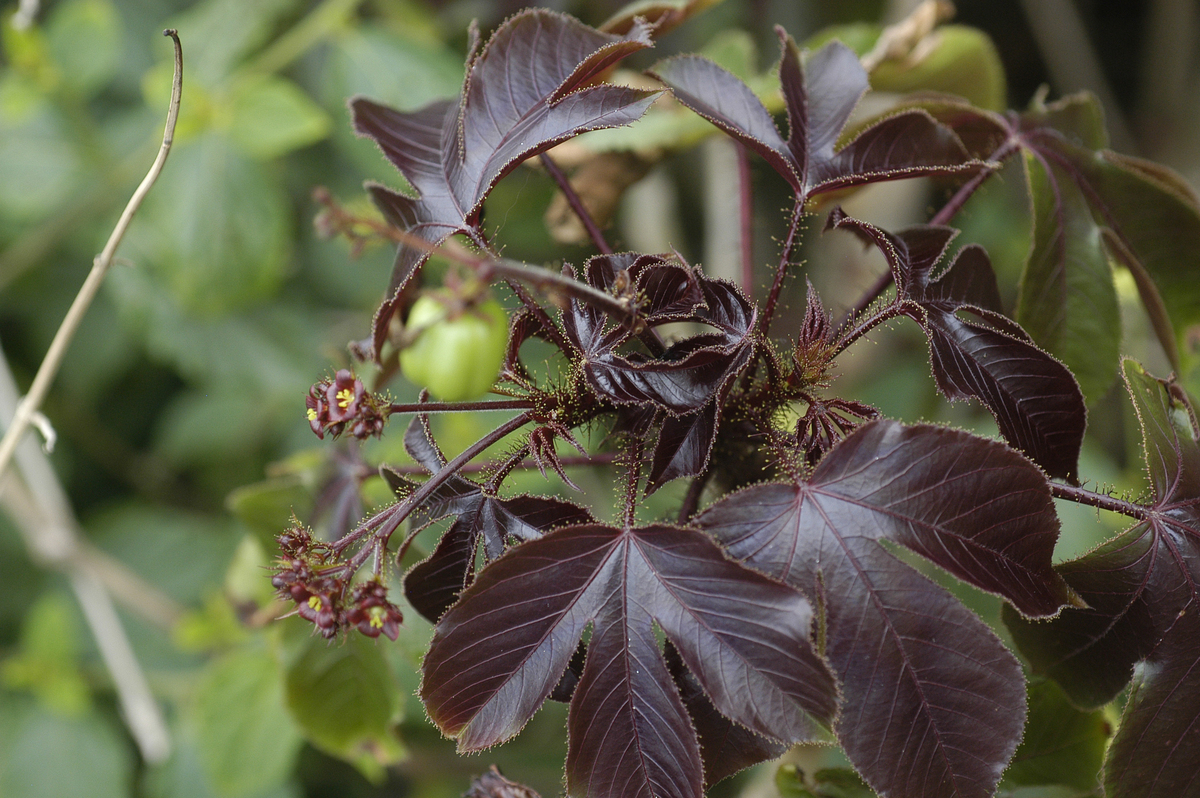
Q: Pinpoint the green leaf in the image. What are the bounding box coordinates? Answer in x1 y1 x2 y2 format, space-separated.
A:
776 764 878 798
1003 680 1109 791
226 474 315 550
0 697 132 798
282 626 404 781
227 76 331 159
698 30 758 80
192 645 302 798
807 24 1006 111
89 504 242 606
46 0 120 97
0 89 80 219
802 23 881 57
1028 92 1107 150
0 592 90 715
145 715 301 798
1077 150 1200 368
1017 150 1121 402
132 132 290 314
996 788 1099 798
321 28 463 111
872 25 1007 111
168 0 305 85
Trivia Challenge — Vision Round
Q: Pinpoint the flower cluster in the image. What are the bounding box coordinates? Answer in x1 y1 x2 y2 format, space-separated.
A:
271 523 403 640
305 370 391 440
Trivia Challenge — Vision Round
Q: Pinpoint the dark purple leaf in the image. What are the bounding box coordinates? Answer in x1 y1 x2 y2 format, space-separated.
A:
646 402 719 494
565 276 755 416
1103 607 1200 798
917 92 1200 379
696 421 1074 798
1005 360 1200 709
663 642 788 787
421 523 837 798
352 10 660 357
392 416 592 621
651 34 975 202
829 211 1086 481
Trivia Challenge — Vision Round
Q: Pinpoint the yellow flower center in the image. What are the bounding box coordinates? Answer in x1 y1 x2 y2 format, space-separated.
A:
307 596 323 611
306 408 318 421
336 388 354 409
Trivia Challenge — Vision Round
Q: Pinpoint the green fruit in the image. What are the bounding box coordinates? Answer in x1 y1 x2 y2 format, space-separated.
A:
399 296 509 401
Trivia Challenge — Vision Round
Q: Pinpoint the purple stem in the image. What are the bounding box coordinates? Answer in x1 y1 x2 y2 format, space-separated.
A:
832 302 908 357
388 399 535 414
1051 482 1151 520
676 472 711 524
759 199 805 339
834 140 1020 334
540 153 613 255
621 435 645 530
334 411 533 561
737 143 755 300
386 451 619 478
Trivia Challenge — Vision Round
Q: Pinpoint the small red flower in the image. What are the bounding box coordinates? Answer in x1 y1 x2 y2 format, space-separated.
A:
345 580 403 641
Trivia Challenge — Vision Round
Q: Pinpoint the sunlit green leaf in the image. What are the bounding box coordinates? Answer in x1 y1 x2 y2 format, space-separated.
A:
282 625 404 781
226 475 315 549
1017 150 1120 402
1003 680 1109 791
168 0 305 85
871 26 1006 111
227 76 330 160
0 592 90 715
0 93 80 218
0 697 132 798
193 645 302 798
46 0 120 97
131 132 290 314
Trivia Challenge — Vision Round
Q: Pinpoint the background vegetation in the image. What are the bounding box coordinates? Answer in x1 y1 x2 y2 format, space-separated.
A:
1 0 1198 797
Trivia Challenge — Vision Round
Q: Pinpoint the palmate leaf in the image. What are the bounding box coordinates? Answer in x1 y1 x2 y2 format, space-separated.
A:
352 10 661 357
388 415 592 622
695 420 1075 798
1004 360 1200 798
420 522 838 798
650 30 977 203
829 210 1087 481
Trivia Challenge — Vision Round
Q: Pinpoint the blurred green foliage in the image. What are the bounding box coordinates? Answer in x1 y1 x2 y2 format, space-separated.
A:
0 1 1191 797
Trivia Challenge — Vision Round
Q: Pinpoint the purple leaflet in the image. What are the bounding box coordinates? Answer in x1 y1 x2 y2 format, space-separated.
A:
1102 607 1200 798
420 522 837 798
559 266 755 490
907 92 1200 395
390 415 592 622
829 210 1086 481
663 641 789 787
352 10 660 357
1003 362 1200 798
563 271 754 413
650 31 975 203
696 420 1074 798
1004 362 1200 732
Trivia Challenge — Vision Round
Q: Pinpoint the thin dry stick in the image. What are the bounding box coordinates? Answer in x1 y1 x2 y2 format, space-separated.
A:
0 346 175 763
0 29 183 483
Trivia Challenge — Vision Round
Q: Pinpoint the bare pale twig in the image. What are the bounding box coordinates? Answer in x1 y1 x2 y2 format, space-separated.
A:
0 29 186 764
0 29 184 483
0 345 175 763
